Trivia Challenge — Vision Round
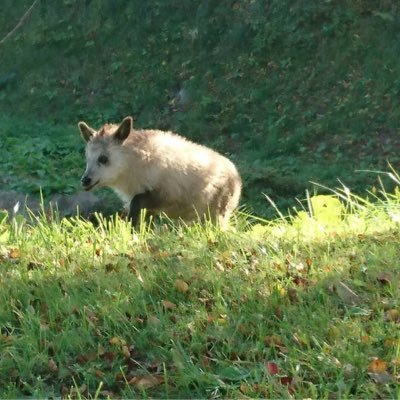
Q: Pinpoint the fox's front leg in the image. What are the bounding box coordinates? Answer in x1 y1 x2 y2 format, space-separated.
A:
128 191 160 227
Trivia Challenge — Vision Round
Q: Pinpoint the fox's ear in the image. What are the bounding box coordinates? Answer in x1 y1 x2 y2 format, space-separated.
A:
78 121 96 142
114 116 133 142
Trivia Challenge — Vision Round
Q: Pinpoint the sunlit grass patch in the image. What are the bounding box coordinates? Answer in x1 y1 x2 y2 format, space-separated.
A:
0 182 399 398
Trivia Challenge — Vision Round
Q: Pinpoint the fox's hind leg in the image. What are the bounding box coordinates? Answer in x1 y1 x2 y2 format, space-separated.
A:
210 176 241 229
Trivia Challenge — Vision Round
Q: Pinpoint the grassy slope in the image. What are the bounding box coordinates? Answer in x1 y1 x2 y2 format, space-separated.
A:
0 116 82 196
1 1 400 216
0 192 399 398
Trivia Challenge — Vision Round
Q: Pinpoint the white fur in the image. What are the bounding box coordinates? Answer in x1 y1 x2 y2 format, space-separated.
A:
81 121 242 226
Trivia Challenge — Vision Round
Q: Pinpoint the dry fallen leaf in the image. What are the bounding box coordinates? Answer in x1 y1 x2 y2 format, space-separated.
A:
8 248 20 259
48 358 58 373
234 322 244 332
239 383 251 395
122 345 131 358
155 250 170 259
279 376 293 386
0 334 14 344
385 309 399 322
128 374 163 390
86 309 99 323
76 354 89 365
201 355 211 368
101 351 116 363
174 279 189 293
162 300 177 310
264 334 283 347
109 336 126 346
94 369 105 378
376 272 392 285
147 315 161 326
368 358 388 373
384 337 399 348
293 276 310 288
361 335 371 344
265 361 279 375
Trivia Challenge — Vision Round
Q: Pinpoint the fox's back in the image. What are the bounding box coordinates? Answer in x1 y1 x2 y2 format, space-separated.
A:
124 129 239 188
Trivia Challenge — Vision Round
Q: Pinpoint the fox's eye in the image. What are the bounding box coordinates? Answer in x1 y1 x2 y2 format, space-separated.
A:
98 155 108 165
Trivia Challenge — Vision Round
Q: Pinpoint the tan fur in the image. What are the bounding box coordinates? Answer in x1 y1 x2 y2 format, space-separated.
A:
79 117 242 227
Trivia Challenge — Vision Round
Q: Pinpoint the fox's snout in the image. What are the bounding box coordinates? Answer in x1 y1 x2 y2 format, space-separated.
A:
81 175 98 191
81 175 91 187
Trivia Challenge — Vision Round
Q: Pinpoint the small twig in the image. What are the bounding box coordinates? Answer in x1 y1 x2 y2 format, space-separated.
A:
0 0 39 45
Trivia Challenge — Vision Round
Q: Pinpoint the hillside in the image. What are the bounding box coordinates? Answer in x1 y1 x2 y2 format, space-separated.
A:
1 1 400 215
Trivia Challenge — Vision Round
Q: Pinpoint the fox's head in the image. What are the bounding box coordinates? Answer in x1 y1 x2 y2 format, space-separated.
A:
78 116 133 191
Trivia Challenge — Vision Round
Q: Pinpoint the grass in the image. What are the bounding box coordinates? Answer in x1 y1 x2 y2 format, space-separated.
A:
0 184 399 398
0 115 82 196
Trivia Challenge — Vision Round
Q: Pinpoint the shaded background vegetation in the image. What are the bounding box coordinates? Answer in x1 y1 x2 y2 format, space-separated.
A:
1 0 400 217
